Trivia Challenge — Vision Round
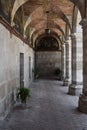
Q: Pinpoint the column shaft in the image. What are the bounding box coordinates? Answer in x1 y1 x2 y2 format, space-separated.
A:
64 39 71 86
61 43 66 81
68 32 83 95
78 19 87 113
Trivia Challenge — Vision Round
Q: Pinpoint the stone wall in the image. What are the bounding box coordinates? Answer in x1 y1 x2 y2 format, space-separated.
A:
36 51 61 77
0 23 34 120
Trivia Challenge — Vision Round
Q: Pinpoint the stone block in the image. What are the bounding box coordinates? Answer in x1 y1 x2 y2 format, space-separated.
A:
68 84 82 95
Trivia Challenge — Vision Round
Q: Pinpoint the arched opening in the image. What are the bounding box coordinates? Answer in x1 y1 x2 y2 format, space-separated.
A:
35 34 62 79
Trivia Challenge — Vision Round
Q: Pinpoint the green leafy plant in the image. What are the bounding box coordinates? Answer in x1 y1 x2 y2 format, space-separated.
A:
54 68 62 80
17 87 31 104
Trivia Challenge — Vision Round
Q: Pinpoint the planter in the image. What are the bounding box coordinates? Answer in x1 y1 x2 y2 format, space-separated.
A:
17 87 31 104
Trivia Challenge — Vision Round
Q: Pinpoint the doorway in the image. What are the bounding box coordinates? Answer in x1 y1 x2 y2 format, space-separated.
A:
20 53 24 87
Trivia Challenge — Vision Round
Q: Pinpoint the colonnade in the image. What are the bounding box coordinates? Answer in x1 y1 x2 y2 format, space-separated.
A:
61 18 87 113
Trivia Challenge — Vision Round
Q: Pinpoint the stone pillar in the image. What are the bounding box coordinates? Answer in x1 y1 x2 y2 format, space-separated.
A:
64 39 71 86
78 19 87 113
68 32 83 95
61 42 66 81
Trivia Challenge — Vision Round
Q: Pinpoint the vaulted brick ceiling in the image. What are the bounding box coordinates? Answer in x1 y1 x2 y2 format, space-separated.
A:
23 0 74 37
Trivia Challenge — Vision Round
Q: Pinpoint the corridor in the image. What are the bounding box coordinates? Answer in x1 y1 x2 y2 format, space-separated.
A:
0 80 87 130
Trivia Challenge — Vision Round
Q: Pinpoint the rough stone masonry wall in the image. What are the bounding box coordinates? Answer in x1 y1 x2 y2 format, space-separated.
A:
0 23 34 120
36 51 61 77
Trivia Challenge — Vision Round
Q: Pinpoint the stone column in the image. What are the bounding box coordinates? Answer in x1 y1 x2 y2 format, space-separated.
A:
78 19 87 113
64 39 71 86
61 42 66 81
68 32 83 95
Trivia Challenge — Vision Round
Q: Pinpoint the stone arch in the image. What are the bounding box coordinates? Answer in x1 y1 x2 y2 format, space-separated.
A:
11 0 28 25
70 0 84 18
11 0 83 29
24 6 72 36
35 34 62 51
30 21 65 44
72 5 82 34
51 4 72 32
32 28 62 48
11 0 78 37
31 27 63 46
24 6 44 35
72 5 78 33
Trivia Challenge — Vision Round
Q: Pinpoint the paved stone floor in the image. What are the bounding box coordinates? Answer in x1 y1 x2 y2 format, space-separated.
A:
0 80 87 130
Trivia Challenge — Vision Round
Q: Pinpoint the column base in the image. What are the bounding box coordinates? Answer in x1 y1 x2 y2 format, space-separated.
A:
63 78 70 86
78 94 87 114
68 84 82 95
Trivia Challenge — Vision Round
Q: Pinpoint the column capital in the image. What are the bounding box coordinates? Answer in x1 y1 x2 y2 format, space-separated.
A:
62 42 65 46
79 18 87 28
70 33 76 39
70 32 82 40
64 40 68 44
64 39 71 44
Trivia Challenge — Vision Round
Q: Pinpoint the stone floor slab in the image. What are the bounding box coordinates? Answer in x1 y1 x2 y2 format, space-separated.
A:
0 80 87 130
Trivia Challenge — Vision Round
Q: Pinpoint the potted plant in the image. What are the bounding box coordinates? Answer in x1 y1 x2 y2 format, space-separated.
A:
17 87 31 104
54 68 62 80
32 67 39 79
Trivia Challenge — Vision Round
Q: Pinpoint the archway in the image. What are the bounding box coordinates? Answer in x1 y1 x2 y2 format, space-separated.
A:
34 34 62 79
